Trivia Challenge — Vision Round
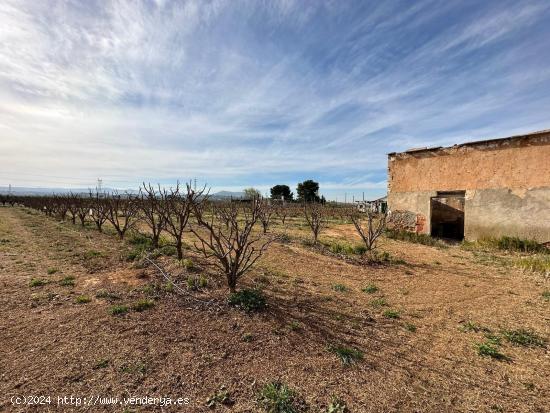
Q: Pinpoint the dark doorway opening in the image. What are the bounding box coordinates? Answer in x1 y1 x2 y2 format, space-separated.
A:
430 191 465 240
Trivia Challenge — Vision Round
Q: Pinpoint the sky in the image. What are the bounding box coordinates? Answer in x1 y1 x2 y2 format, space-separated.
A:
1 0 550 200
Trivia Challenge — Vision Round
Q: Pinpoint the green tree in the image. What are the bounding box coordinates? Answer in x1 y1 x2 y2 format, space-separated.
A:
296 180 320 202
243 187 261 199
270 185 293 201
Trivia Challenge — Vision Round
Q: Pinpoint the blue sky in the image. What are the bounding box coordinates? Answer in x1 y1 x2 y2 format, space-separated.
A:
1 0 549 200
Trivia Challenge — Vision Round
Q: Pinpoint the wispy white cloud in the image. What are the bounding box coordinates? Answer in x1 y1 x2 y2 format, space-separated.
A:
1 0 550 200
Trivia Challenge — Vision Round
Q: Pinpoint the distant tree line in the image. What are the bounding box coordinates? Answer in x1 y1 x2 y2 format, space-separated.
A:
245 180 326 203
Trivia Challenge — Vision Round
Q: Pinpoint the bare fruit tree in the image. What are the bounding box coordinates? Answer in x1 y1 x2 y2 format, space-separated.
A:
89 189 108 232
75 196 90 227
348 207 387 252
139 183 166 248
303 202 326 245
66 192 80 224
259 203 275 234
275 205 289 226
159 182 206 260
105 192 140 240
53 194 69 221
191 199 272 293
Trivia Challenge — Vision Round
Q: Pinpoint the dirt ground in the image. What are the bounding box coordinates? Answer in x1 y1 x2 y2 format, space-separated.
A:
0 206 548 412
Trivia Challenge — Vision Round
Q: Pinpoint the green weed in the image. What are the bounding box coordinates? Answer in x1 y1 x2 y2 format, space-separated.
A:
29 278 48 287
257 381 305 413
132 299 155 312
476 341 506 360
229 289 266 312
327 344 364 365
59 276 75 286
383 309 400 319
502 329 546 348
110 305 129 316
75 295 91 304
361 284 378 294
332 284 348 292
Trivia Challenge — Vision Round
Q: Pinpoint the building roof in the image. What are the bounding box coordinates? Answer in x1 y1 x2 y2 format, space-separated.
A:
388 128 550 156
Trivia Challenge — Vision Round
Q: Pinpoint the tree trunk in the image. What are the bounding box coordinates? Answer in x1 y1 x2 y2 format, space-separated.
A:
176 239 183 260
228 276 237 293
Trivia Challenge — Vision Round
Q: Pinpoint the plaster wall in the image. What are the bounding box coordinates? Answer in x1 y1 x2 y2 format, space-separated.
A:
387 132 550 242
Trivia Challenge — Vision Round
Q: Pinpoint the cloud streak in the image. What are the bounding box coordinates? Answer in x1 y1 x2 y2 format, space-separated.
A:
1 0 550 199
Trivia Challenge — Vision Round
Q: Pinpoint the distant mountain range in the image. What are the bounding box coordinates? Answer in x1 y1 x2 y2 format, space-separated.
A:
0 186 246 199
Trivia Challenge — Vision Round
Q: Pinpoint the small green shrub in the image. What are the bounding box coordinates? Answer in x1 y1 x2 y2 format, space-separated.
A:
59 276 75 286
322 240 367 256
164 282 174 292
186 276 196 290
186 275 207 290
132 299 155 312
47 268 58 275
126 248 145 262
327 344 364 365
29 278 48 287
502 329 546 348
543 290 550 301
405 323 417 332
128 233 153 248
110 305 129 316
364 250 406 265
326 397 348 413
180 258 194 270
361 284 378 294
120 361 147 375
332 284 348 292
75 295 91 304
206 386 232 408
229 289 266 312
476 341 506 360
257 381 305 413
370 297 387 308
383 309 400 319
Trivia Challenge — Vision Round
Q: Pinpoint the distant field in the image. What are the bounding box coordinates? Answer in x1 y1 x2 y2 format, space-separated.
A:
0 206 548 412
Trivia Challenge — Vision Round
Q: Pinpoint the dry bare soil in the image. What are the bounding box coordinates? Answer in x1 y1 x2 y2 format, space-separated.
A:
0 206 548 412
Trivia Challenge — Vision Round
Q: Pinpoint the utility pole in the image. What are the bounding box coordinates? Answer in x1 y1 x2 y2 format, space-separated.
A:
344 193 347 204
362 192 365 201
